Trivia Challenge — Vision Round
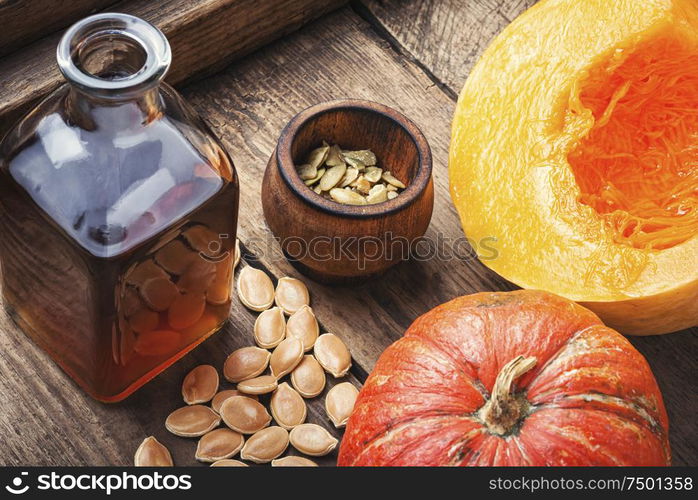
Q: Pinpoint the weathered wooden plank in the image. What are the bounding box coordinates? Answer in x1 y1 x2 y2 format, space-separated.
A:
0 259 353 466
0 0 116 57
0 0 347 136
356 0 539 94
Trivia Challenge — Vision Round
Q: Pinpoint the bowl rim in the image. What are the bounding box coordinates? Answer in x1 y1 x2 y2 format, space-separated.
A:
275 99 432 219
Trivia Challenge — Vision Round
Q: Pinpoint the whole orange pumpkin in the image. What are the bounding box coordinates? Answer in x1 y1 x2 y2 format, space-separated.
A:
338 291 670 466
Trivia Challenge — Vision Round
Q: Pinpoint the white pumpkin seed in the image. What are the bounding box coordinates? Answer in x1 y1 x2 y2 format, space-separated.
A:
237 266 275 311
342 149 376 166
195 428 244 462
329 188 367 205
271 456 318 467
340 167 359 188
297 163 317 180
270 337 304 378
364 166 383 183
270 383 307 430
382 170 406 189
211 389 257 413
165 405 220 437
306 145 329 170
134 436 173 466
182 364 219 405
237 375 278 395
286 305 319 352
274 277 310 315
304 167 326 186
325 144 345 167
366 184 388 204
211 459 248 467
254 307 286 349
325 382 359 428
289 424 338 456
314 334 352 378
219 396 271 434
223 346 270 383
291 355 326 398
318 164 347 191
240 427 289 464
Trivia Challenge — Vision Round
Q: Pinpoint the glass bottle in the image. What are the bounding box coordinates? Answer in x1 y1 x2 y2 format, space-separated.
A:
0 13 239 402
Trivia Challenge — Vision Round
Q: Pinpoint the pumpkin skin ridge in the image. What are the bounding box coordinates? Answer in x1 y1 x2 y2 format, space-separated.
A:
338 291 671 466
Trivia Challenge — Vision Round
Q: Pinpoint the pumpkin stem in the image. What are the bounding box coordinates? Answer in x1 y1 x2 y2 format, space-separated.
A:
478 355 537 436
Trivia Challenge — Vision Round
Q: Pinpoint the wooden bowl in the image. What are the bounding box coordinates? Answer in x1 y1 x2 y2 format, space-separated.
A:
262 99 434 284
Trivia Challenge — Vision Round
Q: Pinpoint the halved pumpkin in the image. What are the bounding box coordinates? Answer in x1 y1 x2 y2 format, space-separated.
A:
449 0 698 335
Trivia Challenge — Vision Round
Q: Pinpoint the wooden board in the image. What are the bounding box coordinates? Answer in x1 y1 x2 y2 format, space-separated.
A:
0 0 346 136
0 0 696 467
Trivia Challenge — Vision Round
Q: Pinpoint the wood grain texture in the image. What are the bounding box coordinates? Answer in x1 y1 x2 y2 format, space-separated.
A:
0 0 347 136
357 0 539 94
0 0 116 57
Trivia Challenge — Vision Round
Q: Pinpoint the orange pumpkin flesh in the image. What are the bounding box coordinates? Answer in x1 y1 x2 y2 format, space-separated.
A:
449 0 698 335
338 291 670 466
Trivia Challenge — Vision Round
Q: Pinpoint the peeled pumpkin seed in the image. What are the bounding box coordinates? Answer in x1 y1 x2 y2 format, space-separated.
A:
289 424 338 456
237 375 278 395
165 405 220 437
182 364 219 405
274 277 310 315
223 346 270 383
304 167 326 186
314 334 352 378
134 436 173 466
286 305 319 352
382 170 406 189
271 456 318 467
342 149 376 166
270 383 307 430
270 337 304 378
211 389 257 413
237 266 275 311
325 382 359 428
219 396 271 434
340 167 359 188
254 307 286 349
344 156 366 170
307 144 330 170
353 177 371 195
240 426 289 464
329 188 367 205
387 191 398 200
325 144 345 167
363 166 382 183
318 164 347 192
366 184 388 204
291 355 326 398
211 459 248 467
297 163 317 180
195 428 244 462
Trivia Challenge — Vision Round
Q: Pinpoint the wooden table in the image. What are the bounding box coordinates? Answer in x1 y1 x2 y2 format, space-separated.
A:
0 0 696 466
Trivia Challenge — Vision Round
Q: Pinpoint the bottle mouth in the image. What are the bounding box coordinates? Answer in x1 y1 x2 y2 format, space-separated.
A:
57 13 171 99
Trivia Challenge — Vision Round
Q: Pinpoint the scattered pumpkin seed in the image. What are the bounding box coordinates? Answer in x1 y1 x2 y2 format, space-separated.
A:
211 459 248 467
223 346 270 383
182 364 219 405
165 405 220 437
270 383 307 430
237 375 278 395
254 307 286 349
240 426 289 464
195 428 244 462
219 396 271 434
286 305 319 352
291 355 326 398
274 277 310 315
134 436 173 466
211 389 258 413
325 382 359 428
289 424 338 456
237 266 275 311
270 337 304 378
382 171 406 189
271 456 318 467
314 334 352 378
